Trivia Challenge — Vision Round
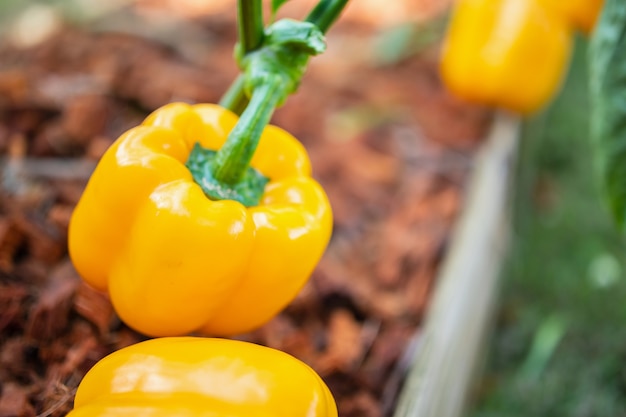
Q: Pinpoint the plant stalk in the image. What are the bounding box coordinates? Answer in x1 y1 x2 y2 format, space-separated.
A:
305 0 349 34
220 0 350 114
219 74 249 115
238 0 264 53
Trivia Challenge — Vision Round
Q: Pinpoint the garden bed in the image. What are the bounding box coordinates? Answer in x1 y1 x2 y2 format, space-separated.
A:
0 2 499 416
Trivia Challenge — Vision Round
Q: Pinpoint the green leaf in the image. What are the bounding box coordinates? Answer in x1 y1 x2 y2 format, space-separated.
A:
589 0 626 229
517 314 568 381
271 0 290 16
264 19 326 55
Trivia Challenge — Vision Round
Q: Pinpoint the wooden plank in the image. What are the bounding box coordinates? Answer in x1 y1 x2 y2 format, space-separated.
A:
393 112 520 417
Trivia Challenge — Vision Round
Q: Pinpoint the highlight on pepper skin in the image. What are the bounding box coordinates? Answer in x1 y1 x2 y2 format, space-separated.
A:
66 337 338 417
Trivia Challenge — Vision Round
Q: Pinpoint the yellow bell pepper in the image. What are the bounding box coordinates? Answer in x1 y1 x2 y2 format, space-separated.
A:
540 0 604 33
440 0 573 113
67 337 338 417
68 103 332 337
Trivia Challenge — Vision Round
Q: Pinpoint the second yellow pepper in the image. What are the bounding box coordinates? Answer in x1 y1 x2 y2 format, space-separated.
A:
441 0 573 113
441 0 605 113
68 103 332 337
67 337 338 417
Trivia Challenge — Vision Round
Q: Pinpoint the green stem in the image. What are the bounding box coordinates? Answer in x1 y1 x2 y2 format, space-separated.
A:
212 77 286 184
219 74 249 115
219 0 350 113
213 0 352 187
220 0 264 115
305 0 349 34
238 0 264 53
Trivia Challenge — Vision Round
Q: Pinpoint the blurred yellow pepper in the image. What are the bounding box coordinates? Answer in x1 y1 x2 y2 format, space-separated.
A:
441 0 573 113
67 337 338 417
68 103 332 337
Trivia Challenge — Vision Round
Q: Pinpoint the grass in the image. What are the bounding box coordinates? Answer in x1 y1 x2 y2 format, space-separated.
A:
469 38 626 417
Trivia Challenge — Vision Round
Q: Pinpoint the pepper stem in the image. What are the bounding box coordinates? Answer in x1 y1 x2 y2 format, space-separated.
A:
219 74 249 115
207 0 351 201
238 0 264 54
219 0 350 115
305 0 349 33
212 77 286 185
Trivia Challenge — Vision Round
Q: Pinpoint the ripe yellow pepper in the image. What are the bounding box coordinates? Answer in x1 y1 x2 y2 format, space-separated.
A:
68 103 332 337
67 337 338 417
440 0 573 113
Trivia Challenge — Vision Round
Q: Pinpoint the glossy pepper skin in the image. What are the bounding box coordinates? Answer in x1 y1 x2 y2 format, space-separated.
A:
67 337 338 417
68 103 332 337
441 0 572 113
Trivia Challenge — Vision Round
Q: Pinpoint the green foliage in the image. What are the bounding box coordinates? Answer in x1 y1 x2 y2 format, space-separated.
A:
470 39 626 417
589 0 626 229
371 16 448 66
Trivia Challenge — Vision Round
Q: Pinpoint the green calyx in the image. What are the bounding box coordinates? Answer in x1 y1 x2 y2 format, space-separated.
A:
186 144 269 207
189 19 326 207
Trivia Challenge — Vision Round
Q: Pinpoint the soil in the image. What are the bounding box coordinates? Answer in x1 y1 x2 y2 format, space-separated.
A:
0 2 490 416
